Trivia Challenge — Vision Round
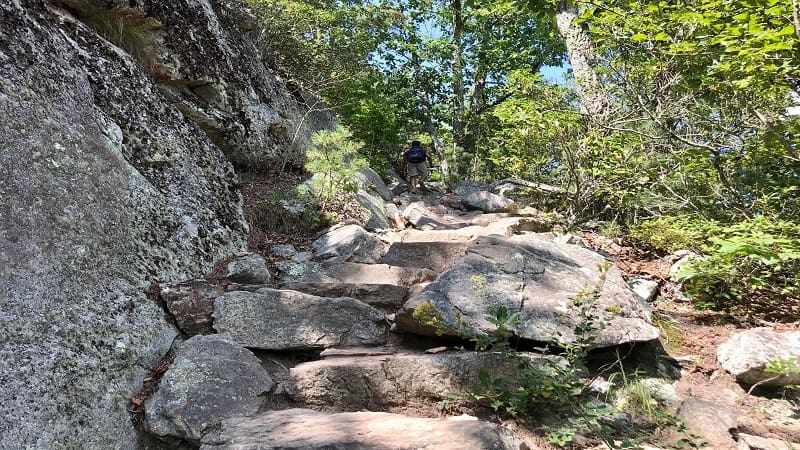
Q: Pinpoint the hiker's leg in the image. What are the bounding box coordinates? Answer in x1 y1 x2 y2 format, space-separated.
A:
418 163 429 190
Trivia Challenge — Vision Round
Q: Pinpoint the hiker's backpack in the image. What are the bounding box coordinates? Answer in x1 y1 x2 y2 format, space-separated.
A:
406 145 427 163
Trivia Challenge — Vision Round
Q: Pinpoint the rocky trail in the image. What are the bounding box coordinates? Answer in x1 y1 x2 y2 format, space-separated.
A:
140 176 800 450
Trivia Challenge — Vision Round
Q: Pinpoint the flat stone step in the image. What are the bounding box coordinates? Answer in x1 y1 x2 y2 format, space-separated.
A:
200 409 527 450
287 351 561 410
279 282 408 310
278 261 436 286
213 289 388 350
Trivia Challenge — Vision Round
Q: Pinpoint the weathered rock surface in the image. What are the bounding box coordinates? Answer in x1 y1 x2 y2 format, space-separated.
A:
629 278 660 302
268 244 297 258
462 190 515 212
738 433 800 450
676 398 738 450
396 234 659 348
354 189 392 230
213 289 388 350
278 261 436 286
145 334 274 443
402 202 473 230
288 351 559 409
226 254 271 284
200 409 526 450
354 167 392 201
160 280 225 335
146 0 336 169
379 242 469 272
312 224 386 263
454 180 492 197
717 328 800 387
280 282 409 309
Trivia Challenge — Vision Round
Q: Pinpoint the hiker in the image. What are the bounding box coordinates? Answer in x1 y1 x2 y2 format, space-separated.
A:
401 140 432 193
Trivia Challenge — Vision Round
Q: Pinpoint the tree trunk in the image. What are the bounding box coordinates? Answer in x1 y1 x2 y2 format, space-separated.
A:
555 0 609 119
450 0 470 178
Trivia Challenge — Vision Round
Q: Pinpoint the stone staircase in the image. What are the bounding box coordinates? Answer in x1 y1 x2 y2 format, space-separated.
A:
145 188 661 449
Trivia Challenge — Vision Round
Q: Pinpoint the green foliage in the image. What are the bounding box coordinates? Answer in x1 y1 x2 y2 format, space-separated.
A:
676 217 800 316
627 217 718 254
305 126 369 223
765 358 800 390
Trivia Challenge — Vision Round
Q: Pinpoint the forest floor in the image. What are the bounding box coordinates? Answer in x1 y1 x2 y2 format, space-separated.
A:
238 170 800 448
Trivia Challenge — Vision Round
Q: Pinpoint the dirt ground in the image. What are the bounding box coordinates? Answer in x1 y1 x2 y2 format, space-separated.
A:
581 232 800 445
239 170 799 447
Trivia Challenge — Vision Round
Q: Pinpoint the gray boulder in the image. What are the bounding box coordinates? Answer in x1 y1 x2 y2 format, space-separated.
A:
312 224 385 263
288 351 561 410
717 328 800 387
462 190 515 213
354 167 392 201
629 278 660 302
395 234 659 348
160 280 225 335
354 190 392 230
213 289 388 350
200 409 525 450
226 254 271 284
268 244 297 258
145 334 274 444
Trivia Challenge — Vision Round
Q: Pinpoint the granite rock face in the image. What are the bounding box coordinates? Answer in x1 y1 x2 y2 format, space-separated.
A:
0 1 329 447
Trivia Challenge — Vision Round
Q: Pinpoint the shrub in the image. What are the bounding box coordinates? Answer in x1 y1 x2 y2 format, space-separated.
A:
676 217 800 317
305 126 370 225
627 217 718 254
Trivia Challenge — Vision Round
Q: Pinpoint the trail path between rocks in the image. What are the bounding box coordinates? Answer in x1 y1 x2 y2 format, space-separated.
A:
145 176 799 450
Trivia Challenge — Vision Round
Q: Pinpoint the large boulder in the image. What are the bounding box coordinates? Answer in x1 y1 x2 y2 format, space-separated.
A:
717 328 800 387
213 289 388 350
395 234 659 348
312 224 385 263
200 409 526 450
0 3 269 447
675 398 738 450
145 334 274 443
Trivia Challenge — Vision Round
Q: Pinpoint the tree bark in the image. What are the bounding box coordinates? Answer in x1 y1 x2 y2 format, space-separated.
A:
555 0 609 119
